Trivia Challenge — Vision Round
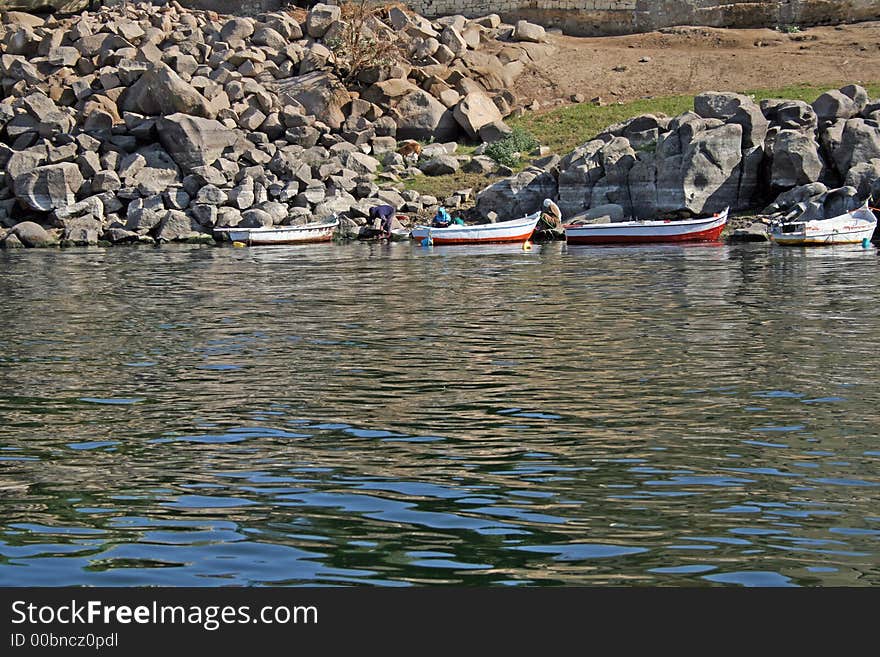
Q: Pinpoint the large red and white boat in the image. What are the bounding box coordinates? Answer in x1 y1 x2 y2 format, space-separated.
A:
564 208 728 245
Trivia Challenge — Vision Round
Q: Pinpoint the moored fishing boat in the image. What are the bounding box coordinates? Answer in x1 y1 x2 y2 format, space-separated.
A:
564 208 728 244
769 204 877 246
410 212 540 245
214 218 339 245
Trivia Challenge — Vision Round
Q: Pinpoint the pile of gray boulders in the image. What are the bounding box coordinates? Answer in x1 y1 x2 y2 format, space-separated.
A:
474 85 880 232
0 3 554 247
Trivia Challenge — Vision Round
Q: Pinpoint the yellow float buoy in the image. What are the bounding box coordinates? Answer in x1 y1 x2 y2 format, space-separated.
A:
522 239 532 251
232 241 247 248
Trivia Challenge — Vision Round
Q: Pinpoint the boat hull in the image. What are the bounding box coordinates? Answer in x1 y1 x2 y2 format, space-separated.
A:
410 213 539 245
770 206 877 246
214 221 338 245
564 212 727 245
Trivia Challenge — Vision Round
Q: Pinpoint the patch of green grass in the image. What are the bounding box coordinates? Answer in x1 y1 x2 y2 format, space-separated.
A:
510 82 880 156
403 170 494 199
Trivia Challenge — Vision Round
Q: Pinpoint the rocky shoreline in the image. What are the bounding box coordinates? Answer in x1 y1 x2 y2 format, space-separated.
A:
0 2 878 250
475 85 880 241
0 1 557 248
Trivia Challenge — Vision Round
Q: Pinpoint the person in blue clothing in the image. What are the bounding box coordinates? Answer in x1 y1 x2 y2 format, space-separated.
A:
432 207 452 227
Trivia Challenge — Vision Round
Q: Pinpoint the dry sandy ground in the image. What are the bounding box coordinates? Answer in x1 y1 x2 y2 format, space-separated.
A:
513 21 880 105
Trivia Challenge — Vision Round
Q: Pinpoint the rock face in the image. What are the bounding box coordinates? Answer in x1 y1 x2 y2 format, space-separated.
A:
476 167 556 219
475 84 880 223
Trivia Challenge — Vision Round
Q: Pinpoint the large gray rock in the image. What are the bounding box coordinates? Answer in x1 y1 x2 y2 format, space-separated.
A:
220 17 254 44
420 155 460 176
513 20 545 43
475 167 557 219
832 118 880 175
307 3 341 38
440 25 467 56
812 90 859 122
659 122 745 214
840 84 869 115
278 71 350 131
760 99 818 131
125 195 165 234
62 216 101 245
13 163 83 212
10 220 52 247
769 129 825 189
453 91 503 140
156 210 198 242
157 114 238 173
395 90 459 141
121 64 217 119
694 92 767 148
844 158 880 198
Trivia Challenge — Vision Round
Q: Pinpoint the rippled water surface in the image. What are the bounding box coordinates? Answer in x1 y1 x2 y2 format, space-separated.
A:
1 241 879 586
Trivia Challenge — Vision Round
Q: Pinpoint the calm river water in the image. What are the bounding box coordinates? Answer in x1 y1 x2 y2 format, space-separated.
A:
0 241 878 586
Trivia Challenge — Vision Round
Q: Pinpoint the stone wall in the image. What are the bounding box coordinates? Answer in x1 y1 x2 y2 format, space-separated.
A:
408 0 880 36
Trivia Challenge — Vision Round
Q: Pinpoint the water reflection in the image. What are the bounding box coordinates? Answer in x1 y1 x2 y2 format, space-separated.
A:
0 242 878 586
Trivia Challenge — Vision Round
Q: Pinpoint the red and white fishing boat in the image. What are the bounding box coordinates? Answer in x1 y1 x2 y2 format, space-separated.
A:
564 208 728 245
770 203 877 246
410 212 540 245
214 218 338 245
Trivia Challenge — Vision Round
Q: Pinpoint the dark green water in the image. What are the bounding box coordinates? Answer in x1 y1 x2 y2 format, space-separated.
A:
0 241 878 586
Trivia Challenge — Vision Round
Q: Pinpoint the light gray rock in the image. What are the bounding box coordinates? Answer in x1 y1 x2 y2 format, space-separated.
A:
478 120 512 143
195 185 228 205
769 129 825 189
513 20 545 43
463 155 495 173
125 194 165 234
220 17 255 44
121 63 217 119
91 170 121 193
475 167 556 219
157 114 238 173
13 163 83 212
812 89 859 122
306 3 341 38
10 220 52 247
395 89 459 141
832 118 880 175
454 91 503 140
62 216 101 245
155 210 198 242
278 71 350 131
420 155 460 176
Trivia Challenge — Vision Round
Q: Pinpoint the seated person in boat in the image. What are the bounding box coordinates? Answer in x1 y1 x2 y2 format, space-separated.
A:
368 204 396 238
535 198 564 239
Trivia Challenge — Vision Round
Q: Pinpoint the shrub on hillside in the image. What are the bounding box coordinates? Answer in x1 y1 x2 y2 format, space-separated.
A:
484 128 539 168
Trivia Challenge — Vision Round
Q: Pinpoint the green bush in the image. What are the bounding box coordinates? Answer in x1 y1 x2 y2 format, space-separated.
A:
485 128 539 168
